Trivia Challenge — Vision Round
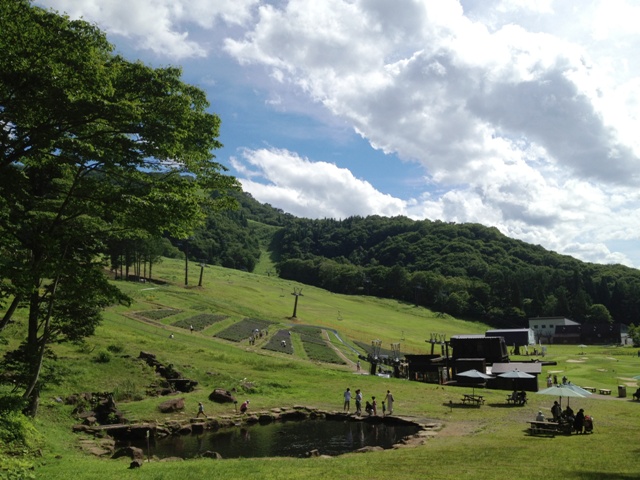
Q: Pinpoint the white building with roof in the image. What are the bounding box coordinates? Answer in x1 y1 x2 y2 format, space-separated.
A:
528 317 579 343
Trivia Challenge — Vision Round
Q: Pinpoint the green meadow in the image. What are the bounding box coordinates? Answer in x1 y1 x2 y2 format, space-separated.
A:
2 258 639 480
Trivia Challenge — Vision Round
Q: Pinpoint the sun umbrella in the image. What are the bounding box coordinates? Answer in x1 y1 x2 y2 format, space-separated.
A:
564 383 593 397
498 369 535 392
536 384 587 408
457 369 493 396
498 370 535 379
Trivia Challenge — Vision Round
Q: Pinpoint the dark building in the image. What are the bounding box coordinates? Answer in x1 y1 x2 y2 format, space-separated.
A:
450 335 509 364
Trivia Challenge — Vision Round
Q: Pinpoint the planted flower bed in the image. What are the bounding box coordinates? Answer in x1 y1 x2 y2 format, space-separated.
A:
214 318 275 342
294 327 345 364
136 309 181 321
262 329 294 355
173 314 228 331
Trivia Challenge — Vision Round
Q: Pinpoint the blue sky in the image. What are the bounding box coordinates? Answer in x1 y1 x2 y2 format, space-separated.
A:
36 0 640 267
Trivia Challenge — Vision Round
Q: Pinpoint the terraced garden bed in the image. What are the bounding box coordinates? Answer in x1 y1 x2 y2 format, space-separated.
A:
292 326 345 364
262 329 294 355
214 318 275 342
135 309 181 321
173 314 228 331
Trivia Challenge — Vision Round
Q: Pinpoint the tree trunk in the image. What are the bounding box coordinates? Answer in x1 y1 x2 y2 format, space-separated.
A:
0 295 20 332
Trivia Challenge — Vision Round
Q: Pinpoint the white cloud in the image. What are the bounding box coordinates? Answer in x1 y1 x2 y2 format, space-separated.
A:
232 148 406 219
36 0 260 59
33 0 640 267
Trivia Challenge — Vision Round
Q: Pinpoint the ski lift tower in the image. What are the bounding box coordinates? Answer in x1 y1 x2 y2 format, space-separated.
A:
391 342 401 378
369 339 382 375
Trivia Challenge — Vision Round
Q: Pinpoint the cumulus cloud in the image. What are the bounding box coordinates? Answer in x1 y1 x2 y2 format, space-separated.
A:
34 0 640 266
37 0 260 58
230 148 407 219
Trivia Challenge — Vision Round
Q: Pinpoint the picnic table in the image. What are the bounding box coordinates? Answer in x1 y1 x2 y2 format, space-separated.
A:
506 392 528 406
581 386 596 393
599 388 612 395
462 394 484 405
528 421 571 436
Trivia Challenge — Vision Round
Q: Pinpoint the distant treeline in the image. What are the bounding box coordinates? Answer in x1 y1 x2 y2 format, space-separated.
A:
111 191 640 329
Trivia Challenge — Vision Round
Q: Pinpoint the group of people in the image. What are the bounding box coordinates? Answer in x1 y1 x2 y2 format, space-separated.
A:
545 373 569 388
508 390 527 405
545 401 592 434
344 388 395 417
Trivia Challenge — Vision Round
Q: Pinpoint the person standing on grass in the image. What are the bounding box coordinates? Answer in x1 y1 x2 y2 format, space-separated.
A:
574 408 585 434
355 389 363 416
372 396 377 416
385 390 394 415
343 388 351 412
196 402 207 418
240 400 249 414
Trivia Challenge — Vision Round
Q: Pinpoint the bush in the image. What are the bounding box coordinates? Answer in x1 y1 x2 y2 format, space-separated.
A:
93 351 111 363
106 344 124 354
0 456 36 480
0 396 41 454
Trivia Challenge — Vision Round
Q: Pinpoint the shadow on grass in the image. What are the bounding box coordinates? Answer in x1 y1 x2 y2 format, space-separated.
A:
571 474 639 479
441 402 481 409
487 402 527 408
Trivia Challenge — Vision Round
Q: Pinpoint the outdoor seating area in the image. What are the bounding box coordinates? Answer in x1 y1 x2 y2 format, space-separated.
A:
461 394 485 405
528 420 572 436
506 391 528 406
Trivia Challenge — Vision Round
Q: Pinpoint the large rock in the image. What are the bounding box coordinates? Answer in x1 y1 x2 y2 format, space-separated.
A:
209 388 236 404
158 397 185 413
112 446 144 460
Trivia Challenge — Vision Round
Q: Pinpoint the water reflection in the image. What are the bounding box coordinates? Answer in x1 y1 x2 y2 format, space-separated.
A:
123 420 418 459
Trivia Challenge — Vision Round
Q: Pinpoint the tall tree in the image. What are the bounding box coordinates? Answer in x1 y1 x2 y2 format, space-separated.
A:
0 0 239 415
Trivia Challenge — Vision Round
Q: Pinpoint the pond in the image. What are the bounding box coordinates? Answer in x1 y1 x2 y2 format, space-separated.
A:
121 419 420 459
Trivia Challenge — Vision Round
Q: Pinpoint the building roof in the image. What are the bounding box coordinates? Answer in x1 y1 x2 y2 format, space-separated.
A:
490 362 542 374
529 317 579 326
486 329 532 334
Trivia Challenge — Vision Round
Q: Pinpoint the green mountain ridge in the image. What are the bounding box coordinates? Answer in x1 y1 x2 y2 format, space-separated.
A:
187 192 640 329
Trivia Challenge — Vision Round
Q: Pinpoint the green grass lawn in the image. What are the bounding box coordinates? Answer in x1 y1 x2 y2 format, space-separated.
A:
2 258 640 480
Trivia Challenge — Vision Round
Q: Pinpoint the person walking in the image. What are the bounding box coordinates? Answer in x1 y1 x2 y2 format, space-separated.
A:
343 388 351 412
385 390 394 415
196 402 207 418
371 396 377 416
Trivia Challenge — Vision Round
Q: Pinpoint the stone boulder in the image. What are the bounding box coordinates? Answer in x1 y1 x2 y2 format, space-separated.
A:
112 446 144 460
209 388 236 404
158 397 185 413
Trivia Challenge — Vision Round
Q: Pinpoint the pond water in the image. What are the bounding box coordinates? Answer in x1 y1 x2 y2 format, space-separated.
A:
123 420 419 459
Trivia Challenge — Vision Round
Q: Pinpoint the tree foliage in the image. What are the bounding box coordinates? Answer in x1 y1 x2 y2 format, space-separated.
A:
0 1 239 415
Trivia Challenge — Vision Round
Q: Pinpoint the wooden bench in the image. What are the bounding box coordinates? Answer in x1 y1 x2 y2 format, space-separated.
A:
599 389 612 395
582 386 596 393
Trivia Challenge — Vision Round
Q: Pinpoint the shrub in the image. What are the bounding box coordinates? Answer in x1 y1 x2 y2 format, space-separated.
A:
0 456 36 480
106 344 124 354
93 351 111 363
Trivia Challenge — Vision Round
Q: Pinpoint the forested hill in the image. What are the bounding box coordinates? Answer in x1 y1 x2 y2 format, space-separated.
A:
191 192 640 329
